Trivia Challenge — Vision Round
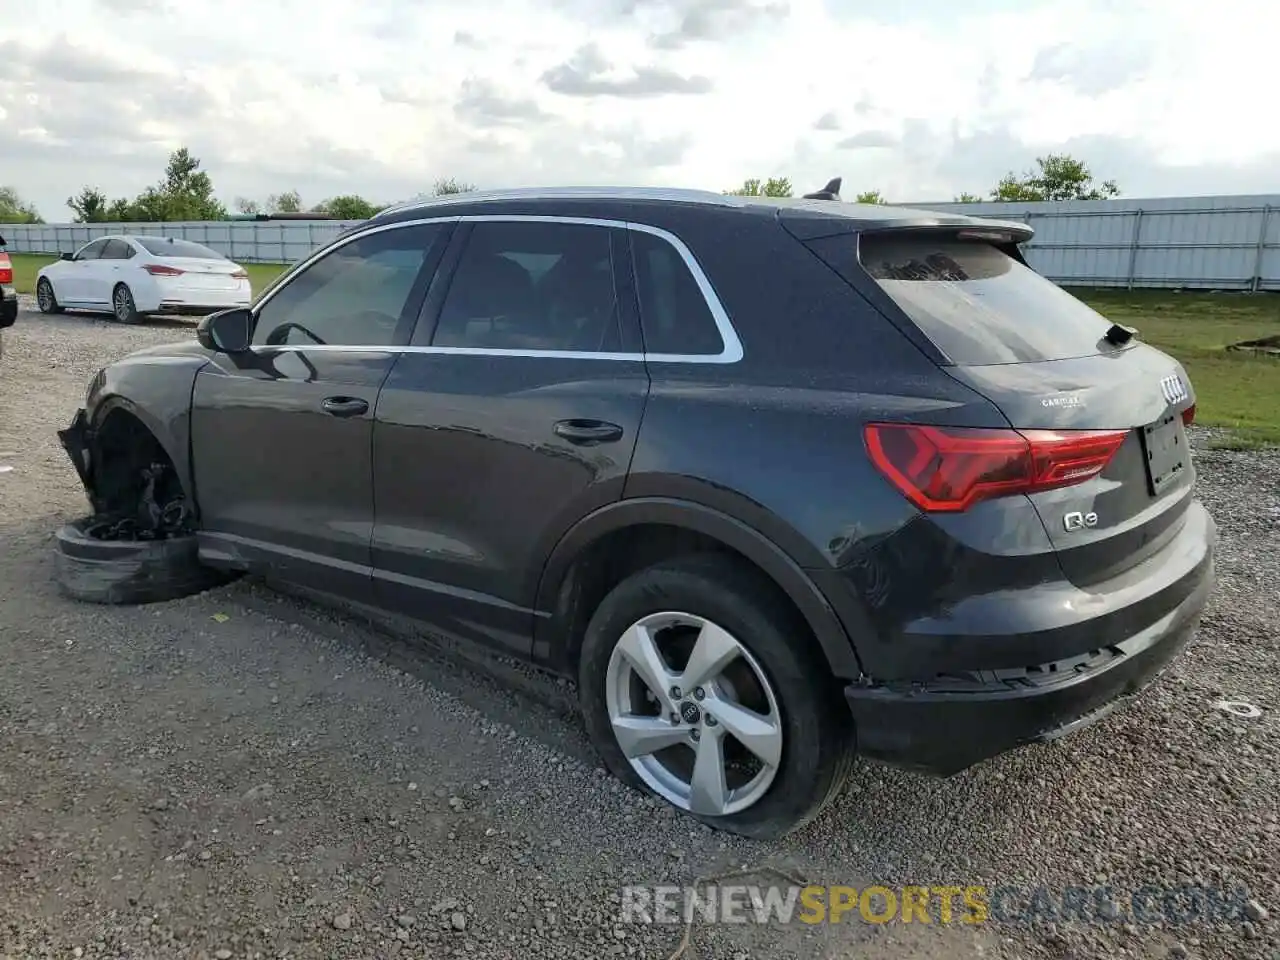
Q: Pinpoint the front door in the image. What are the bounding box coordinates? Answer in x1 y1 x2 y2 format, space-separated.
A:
63 238 108 302
191 221 452 599
370 218 650 654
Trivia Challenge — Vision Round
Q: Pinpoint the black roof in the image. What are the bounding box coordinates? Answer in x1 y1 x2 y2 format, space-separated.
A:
367 186 1034 241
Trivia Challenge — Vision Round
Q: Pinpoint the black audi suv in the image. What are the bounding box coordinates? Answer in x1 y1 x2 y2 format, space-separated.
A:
57 186 1215 838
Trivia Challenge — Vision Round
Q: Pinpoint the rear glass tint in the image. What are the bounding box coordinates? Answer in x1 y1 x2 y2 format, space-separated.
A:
136 237 225 260
857 233 1113 365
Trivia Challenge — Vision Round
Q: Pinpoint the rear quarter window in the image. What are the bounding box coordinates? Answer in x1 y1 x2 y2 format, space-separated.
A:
630 230 724 357
856 233 1113 365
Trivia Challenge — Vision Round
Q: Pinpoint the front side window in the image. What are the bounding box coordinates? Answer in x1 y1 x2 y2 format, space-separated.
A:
252 224 443 347
630 230 724 356
433 221 621 353
76 239 108 260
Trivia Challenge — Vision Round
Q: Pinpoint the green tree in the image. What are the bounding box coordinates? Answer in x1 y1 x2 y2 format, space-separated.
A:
312 195 383 219
235 197 262 215
0 186 43 223
854 190 886 204
953 192 984 203
125 148 227 221
433 178 476 196
67 187 110 222
267 190 303 213
991 154 1120 202
725 177 793 198
105 197 137 221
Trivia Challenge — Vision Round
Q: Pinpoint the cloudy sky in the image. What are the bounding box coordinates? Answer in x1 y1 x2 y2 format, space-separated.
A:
2 0 1278 219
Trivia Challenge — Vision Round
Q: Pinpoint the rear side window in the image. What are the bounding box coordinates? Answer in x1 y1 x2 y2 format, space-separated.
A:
856 233 1113 365
136 237 224 260
433 220 622 353
630 230 723 356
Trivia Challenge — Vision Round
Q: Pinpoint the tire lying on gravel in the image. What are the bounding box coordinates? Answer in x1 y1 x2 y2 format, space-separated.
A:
578 553 854 841
54 517 229 605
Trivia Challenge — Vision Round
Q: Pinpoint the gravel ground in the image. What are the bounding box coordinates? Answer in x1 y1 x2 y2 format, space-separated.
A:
1 305 1277 960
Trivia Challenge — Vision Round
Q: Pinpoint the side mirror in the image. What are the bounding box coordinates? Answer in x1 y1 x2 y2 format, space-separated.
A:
197 307 253 353
60 252 75 261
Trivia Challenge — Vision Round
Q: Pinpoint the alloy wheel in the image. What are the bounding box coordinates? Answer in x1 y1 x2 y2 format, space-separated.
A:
113 287 133 322
37 280 53 312
604 611 783 817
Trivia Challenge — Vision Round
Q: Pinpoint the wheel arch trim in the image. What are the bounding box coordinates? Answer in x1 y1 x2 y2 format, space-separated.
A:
534 497 866 679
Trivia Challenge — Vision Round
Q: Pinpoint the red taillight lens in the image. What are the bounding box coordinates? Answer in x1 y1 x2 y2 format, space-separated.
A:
143 263 184 276
1181 404 1196 426
864 423 1129 512
0 253 12 285
230 269 248 280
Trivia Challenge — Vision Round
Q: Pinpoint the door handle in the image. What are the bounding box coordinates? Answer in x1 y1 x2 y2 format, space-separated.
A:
321 396 369 418
553 419 624 445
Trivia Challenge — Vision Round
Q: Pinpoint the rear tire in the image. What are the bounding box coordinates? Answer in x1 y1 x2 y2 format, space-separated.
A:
36 278 63 314
111 283 142 325
54 518 232 605
578 553 853 840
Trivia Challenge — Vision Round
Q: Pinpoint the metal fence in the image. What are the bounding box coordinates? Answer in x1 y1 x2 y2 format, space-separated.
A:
921 194 1279 291
3 193 1279 290
0 220 363 265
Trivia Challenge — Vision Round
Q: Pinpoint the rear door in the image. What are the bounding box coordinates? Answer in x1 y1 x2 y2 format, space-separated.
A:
370 217 649 656
812 228 1196 586
89 239 135 303
192 221 452 599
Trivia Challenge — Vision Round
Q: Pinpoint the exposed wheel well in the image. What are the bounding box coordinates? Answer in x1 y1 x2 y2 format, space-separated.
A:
91 408 186 521
551 523 820 674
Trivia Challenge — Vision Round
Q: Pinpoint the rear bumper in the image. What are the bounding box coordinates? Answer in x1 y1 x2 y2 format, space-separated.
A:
842 503 1216 775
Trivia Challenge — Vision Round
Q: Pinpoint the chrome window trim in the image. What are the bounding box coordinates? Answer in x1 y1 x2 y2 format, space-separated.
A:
248 214 743 364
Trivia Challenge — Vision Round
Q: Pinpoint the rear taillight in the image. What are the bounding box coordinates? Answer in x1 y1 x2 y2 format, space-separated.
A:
0 253 11 285
143 263 184 276
1181 404 1196 426
230 269 249 280
864 423 1129 512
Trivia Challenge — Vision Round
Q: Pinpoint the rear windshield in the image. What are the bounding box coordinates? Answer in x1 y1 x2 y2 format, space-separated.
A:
135 237 225 260
857 233 1112 365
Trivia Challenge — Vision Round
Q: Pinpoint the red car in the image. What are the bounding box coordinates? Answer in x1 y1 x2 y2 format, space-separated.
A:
0 236 18 346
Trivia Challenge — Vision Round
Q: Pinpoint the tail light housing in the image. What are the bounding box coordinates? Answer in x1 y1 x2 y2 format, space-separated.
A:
143 263 185 276
0 253 12 285
1181 403 1196 426
864 423 1129 512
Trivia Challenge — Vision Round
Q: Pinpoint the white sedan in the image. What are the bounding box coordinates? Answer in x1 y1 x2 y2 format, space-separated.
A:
36 235 252 324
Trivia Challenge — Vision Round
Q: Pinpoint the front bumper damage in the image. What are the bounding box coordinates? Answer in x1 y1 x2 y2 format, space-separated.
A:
58 407 193 541
58 408 98 510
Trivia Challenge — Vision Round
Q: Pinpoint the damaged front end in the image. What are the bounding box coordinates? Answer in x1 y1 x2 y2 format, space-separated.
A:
59 408 195 542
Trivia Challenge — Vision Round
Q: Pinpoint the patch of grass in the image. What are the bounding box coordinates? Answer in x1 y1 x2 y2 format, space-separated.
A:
1070 288 1280 447
6 253 288 299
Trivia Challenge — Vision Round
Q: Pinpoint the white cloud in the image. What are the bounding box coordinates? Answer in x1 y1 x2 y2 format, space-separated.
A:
0 0 1278 220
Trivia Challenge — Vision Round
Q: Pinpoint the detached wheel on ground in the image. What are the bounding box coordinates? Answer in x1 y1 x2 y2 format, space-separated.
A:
578 554 854 840
54 518 231 605
36 278 64 314
111 283 142 324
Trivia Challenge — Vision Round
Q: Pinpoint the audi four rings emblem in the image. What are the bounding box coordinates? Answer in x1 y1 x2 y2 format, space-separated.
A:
1160 374 1188 406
